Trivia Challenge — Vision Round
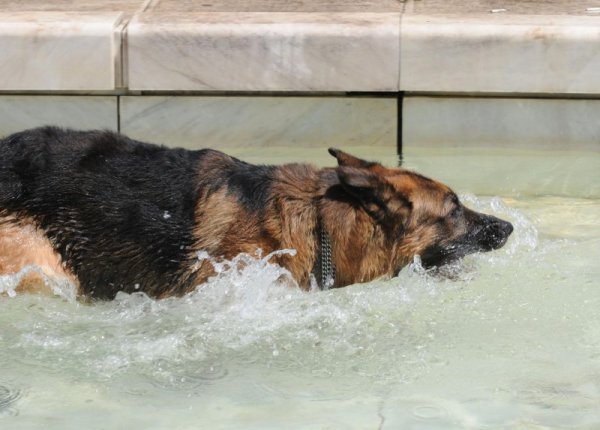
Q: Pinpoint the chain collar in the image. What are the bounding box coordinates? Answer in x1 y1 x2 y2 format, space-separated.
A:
313 222 336 290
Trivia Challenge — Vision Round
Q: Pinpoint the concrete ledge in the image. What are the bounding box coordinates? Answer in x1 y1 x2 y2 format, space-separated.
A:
127 12 400 92
0 12 124 91
400 14 600 95
0 2 599 95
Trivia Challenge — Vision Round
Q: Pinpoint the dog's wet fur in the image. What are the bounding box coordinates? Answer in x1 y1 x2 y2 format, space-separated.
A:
0 127 513 299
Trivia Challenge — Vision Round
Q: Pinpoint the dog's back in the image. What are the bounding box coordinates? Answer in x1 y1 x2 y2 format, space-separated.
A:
0 127 207 298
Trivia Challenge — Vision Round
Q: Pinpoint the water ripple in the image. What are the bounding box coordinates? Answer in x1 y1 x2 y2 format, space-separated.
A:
196 364 229 381
0 385 21 414
413 404 448 420
149 362 228 391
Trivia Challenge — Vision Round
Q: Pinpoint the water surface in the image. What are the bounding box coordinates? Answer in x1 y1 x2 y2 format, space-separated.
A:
1 146 599 429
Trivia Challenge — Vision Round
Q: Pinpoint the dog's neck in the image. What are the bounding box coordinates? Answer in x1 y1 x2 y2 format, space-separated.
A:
317 169 395 287
312 221 336 289
271 165 394 289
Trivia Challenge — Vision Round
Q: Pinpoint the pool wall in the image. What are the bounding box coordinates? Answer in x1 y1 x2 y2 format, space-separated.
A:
0 0 599 150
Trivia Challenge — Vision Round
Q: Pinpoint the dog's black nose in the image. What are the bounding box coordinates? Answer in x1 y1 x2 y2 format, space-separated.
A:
487 218 513 249
477 215 513 250
503 220 514 237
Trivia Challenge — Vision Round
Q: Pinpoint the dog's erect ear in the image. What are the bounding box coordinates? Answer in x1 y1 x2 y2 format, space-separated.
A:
336 166 391 222
336 166 378 189
336 166 412 228
328 148 377 169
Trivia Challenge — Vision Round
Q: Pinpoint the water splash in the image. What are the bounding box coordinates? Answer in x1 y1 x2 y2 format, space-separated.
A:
2 196 591 405
460 194 539 254
0 265 77 302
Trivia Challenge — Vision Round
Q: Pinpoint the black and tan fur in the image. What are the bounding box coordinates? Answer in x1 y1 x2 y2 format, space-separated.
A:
0 127 513 300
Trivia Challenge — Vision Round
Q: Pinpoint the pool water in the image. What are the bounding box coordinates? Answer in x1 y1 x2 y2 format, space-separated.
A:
1 146 599 429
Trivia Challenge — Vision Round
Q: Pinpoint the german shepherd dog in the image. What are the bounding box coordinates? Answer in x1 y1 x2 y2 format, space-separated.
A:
0 127 513 299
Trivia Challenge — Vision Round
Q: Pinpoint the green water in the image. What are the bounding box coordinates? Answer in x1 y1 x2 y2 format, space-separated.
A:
0 146 599 429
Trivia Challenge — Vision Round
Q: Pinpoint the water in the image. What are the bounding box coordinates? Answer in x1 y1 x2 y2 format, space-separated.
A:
1 146 599 429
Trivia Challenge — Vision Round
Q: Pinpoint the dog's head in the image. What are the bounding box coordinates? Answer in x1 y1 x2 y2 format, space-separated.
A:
328 148 513 276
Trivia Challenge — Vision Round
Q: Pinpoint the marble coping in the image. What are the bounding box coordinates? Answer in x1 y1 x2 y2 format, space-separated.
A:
0 7 599 94
0 12 126 91
3 0 598 14
148 0 404 13
126 12 401 92
402 0 600 16
0 0 147 13
400 14 600 95
126 11 600 94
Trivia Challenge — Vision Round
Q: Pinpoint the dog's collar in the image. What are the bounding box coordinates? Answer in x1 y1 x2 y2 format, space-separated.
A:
313 222 336 290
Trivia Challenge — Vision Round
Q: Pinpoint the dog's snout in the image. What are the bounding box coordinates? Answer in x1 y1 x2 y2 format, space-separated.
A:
502 220 514 237
483 217 513 249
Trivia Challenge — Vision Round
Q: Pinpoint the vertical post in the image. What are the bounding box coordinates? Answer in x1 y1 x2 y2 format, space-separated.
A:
397 93 404 167
116 95 121 133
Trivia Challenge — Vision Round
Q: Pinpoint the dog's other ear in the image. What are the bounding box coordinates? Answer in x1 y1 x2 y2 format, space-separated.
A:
336 166 391 222
328 148 378 169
